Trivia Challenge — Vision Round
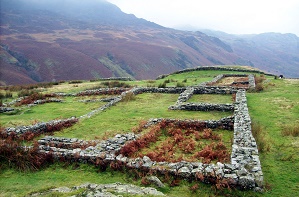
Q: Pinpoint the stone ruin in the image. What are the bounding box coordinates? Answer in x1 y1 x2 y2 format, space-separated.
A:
2 73 264 192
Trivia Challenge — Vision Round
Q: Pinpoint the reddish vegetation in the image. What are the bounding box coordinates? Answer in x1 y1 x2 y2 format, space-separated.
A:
0 127 53 171
119 120 231 163
0 118 78 171
16 92 46 106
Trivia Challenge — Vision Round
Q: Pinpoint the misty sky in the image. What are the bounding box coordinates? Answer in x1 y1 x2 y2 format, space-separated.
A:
107 0 299 36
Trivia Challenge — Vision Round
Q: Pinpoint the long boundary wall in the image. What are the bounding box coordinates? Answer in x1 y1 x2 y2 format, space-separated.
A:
156 66 276 80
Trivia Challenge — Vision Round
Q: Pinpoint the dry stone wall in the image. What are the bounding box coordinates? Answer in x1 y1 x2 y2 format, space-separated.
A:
231 90 263 190
169 85 235 112
91 77 133 81
33 99 62 105
169 103 234 112
4 117 78 136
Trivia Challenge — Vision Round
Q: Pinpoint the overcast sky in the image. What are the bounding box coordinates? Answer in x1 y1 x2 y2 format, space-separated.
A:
107 0 299 36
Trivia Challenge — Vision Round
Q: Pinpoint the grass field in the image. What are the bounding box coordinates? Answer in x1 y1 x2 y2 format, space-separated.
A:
0 69 298 197
246 79 299 197
55 93 232 140
0 97 106 127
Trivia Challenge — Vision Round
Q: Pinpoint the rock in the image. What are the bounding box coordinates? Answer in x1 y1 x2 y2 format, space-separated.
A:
146 176 165 188
238 176 255 190
50 186 71 193
178 167 191 178
237 167 248 176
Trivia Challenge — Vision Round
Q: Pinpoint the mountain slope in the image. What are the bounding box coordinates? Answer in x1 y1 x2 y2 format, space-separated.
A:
200 30 299 77
0 0 298 85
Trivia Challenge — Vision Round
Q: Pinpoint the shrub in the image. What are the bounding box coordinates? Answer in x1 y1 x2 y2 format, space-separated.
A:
255 74 266 84
252 74 266 92
146 80 155 84
100 81 131 88
6 92 13 98
0 129 54 171
158 83 166 88
3 82 56 92
176 82 185 87
121 92 136 102
18 89 38 97
164 79 170 83
255 83 264 92
16 92 45 106
0 91 13 99
68 80 83 84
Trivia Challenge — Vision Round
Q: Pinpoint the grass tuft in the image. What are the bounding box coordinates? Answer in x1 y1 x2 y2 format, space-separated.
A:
121 92 136 102
281 124 299 137
251 121 271 153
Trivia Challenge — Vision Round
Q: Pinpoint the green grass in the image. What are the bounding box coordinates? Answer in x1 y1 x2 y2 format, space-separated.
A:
0 97 106 127
0 163 128 197
0 162 260 197
55 93 232 140
247 79 299 197
187 94 233 104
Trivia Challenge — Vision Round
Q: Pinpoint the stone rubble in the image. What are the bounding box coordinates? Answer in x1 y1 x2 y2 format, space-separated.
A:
29 182 165 196
0 107 15 113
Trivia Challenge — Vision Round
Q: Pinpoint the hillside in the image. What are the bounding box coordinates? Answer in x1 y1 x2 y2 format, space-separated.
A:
1 0 298 86
0 67 298 196
200 30 299 78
